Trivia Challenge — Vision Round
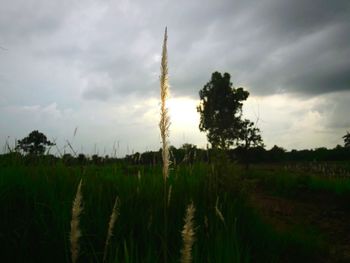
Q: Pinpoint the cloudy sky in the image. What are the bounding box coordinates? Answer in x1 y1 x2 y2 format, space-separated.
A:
0 0 349 156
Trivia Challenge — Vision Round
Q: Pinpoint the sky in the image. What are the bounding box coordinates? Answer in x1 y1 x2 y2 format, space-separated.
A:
0 0 349 156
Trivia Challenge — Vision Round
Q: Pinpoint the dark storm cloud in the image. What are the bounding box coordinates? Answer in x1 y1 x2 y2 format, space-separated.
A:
1 0 349 101
164 0 350 97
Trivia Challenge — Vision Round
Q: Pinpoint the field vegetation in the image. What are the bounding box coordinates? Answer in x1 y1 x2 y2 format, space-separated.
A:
3 155 348 262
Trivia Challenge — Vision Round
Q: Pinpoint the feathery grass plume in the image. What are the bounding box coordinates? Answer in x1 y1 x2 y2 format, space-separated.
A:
70 179 83 263
180 202 196 263
160 26 170 263
159 26 170 181
103 196 120 263
215 196 226 226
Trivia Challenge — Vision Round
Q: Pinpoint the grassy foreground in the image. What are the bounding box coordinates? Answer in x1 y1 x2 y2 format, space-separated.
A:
0 160 328 263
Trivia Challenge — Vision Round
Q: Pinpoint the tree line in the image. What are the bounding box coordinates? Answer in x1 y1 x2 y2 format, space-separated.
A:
3 71 350 165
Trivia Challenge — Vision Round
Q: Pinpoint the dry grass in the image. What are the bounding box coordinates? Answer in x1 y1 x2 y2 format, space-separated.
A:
180 202 196 263
103 196 120 263
70 179 83 263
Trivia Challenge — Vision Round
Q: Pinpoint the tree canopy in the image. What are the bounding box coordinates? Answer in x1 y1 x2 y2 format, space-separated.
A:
343 131 350 148
197 71 263 149
238 119 264 149
16 130 55 155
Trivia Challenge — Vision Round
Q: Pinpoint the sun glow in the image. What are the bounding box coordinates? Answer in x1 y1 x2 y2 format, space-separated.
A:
166 97 207 147
167 97 199 127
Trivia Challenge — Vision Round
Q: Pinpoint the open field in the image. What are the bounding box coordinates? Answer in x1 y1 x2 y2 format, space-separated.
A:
1 157 349 262
1 1 350 263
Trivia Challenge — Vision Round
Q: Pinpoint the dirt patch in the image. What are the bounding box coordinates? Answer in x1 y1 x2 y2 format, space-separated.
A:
249 187 350 262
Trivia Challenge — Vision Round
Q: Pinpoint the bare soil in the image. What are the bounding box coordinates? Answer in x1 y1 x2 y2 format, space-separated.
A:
249 185 350 262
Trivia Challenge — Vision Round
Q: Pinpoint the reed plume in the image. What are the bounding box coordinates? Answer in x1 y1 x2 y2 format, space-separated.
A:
159 27 170 263
180 202 196 263
70 179 83 263
159 26 170 181
103 196 120 263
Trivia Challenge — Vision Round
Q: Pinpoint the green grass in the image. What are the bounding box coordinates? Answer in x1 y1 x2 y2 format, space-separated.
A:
0 160 327 262
246 165 350 198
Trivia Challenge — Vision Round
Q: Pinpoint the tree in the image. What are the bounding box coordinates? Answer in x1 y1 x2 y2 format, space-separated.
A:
268 145 286 162
197 71 249 149
343 131 350 148
238 119 264 169
239 119 264 150
16 130 55 155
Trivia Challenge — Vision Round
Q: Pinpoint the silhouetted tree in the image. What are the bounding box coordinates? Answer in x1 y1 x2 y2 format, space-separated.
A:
62 153 74 165
77 154 87 165
238 119 264 169
343 131 350 148
239 119 264 149
180 143 198 164
268 145 286 162
91 154 102 165
16 130 55 155
197 72 249 149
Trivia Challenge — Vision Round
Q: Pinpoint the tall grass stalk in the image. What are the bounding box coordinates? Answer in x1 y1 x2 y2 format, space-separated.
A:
167 184 172 207
159 26 170 263
103 196 120 263
159 26 170 181
215 196 226 226
70 179 83 263
180 202 196 263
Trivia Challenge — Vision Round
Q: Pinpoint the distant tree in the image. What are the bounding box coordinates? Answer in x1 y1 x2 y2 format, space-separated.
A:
239 119 264 149
16 130 55 155
238 119 264 169
197 72 249 149
343 131 350 148
268 145 286 162
270 145 286 154
62 153 74 165
91 154 102 165
77 154 87 165
180 143 198 164
180 143 197 151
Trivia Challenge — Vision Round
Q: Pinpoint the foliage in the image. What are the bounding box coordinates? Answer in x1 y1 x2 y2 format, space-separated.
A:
16 130 55 155
197 72 249 149
343 131 350 148
238 119 264 149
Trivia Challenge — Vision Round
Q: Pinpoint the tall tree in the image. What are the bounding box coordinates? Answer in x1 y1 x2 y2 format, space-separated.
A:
197 72 249 149
16 130 55 155
343 131 350 148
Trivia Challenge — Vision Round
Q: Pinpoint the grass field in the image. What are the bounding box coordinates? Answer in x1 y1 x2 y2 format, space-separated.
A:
2 156 348 262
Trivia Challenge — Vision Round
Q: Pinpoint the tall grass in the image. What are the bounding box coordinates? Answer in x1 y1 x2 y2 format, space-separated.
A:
103 196 120 262
70 179 83 263
0 161 329 262
159 26 170 263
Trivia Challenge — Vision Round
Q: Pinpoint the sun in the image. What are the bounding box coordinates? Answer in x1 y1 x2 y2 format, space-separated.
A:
167 97 200 128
